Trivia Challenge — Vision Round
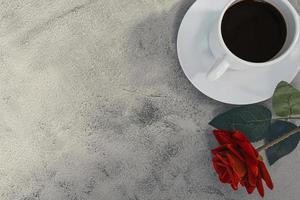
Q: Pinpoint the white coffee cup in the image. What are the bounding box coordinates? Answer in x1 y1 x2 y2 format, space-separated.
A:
207 0 300 81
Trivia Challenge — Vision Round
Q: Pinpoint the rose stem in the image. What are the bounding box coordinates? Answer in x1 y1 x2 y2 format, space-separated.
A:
257 126 300 152
273 116 300 120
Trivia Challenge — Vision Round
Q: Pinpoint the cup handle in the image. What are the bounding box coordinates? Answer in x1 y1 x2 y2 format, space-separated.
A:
207 56 230 81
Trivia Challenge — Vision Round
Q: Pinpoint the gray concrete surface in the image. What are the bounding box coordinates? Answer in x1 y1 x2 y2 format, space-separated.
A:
0 0 300 199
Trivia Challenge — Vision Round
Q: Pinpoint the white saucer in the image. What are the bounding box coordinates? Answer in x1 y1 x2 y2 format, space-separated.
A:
177 0 300 105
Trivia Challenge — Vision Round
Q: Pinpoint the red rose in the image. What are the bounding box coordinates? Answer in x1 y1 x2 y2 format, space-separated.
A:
211 130 273 197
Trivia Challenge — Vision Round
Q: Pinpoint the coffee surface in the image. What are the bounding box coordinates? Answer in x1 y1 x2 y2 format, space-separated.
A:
221 0 287 63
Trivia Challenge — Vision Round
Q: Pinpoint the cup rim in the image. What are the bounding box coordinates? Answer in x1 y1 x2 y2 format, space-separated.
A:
217 0 300 66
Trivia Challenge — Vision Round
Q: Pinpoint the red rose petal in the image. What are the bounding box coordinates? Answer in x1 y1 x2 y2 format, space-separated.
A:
213 156 230 184
212 144 244 162
226 153 246 178
259 161 274 190
227 144 245 161
220 171 231 183
256 174 265 197
232 131 250 142
215 153 229 165
243 181 256 194
231 182 238 190
226 167 239 190
211 145 227 155
246 157 259 178
213 130 234 144
213 158 226 174
247 165 257 187
238 142 258 159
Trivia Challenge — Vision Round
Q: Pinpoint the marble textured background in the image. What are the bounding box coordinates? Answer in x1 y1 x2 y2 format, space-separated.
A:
0 0 300 199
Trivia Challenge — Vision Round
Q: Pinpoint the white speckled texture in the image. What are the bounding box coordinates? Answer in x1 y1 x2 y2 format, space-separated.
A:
0 0 299 199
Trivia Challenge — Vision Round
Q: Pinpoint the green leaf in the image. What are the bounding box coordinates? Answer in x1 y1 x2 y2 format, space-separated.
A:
272 81 300 117
209 105 272 142
265 121 300 165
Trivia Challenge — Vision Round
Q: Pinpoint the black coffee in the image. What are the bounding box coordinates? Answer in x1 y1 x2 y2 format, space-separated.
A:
221 0 287 62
